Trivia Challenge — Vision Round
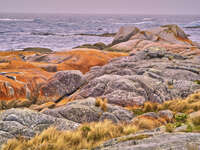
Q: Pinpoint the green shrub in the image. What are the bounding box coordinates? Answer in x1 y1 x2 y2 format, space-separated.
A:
175 113 187 123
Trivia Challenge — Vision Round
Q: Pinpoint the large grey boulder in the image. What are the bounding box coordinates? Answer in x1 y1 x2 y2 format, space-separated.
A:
39 70 85 103
112 26 140 45
43 97 134 123
0 108 79 147
75 49 200 106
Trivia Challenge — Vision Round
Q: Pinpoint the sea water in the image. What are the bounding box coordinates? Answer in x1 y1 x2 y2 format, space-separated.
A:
0 13 200 51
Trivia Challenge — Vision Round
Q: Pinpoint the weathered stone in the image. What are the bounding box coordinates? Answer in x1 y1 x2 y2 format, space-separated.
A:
112 26 140 45
99 112 119 123
0 108 79 147
42 98 134 123
158 110 174 122
75 49 200 106
110 25 200 55
95 132 200 150
39 70 85 103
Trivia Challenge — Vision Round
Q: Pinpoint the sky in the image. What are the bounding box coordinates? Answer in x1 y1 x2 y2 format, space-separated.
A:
0 0 200 15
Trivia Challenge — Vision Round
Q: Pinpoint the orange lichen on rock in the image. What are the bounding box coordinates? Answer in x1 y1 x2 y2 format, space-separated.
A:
0 51 39 62
24 49 127 73
3 60 37 69
0 71 51 103
0 59 53 108
30 101 56 111
55 97 74 107
0 75 26 101
29 62 58 72
57 49 128 73
0 51 38 57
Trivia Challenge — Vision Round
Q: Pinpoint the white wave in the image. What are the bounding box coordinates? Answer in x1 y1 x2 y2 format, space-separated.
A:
143 18 153 21
0 18 34 22
114 21 154 25
133 21 154 25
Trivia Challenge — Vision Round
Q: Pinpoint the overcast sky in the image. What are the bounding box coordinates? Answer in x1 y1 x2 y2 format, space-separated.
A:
0 0 200 15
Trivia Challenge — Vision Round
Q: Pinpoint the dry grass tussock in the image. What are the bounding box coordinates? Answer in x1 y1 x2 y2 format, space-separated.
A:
126 92 200 115
2 120 138 150
133 116 166 130
95 97 108 112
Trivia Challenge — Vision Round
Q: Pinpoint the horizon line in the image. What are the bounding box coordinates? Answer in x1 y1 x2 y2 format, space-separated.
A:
0 11 199 16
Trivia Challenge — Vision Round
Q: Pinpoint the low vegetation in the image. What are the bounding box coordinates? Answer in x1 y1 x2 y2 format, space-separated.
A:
133 116 166 130
95 97 108 112
125 92 200 133
3 92 200 150
2 120 137 150
126 92 200 115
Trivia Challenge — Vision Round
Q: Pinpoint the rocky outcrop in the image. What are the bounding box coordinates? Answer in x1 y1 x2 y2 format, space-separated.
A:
112 26 140 45
0 108 79 147
39 70 85 103
22 47 53 53
95 132 200 150
42 97 134 123
110 25 200 56
74 42 107 50
0 49 126 109
75 49 200 106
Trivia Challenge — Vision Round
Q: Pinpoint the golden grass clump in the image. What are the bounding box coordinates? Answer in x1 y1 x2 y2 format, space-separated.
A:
143 102 159 113
189 111 200 126
165 123 175 132
132 116 166 130
95 97 108 112
2 120 138 150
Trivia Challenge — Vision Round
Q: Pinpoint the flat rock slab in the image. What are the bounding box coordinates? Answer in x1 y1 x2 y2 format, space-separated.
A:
43 97 134 123
96 132 200 150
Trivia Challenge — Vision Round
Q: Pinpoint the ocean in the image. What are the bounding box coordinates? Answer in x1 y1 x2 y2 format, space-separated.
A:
0 13 200 51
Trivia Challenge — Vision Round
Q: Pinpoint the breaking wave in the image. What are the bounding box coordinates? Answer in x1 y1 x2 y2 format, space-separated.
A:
185 20 200 28
0 18 34 22
114 21 154 25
